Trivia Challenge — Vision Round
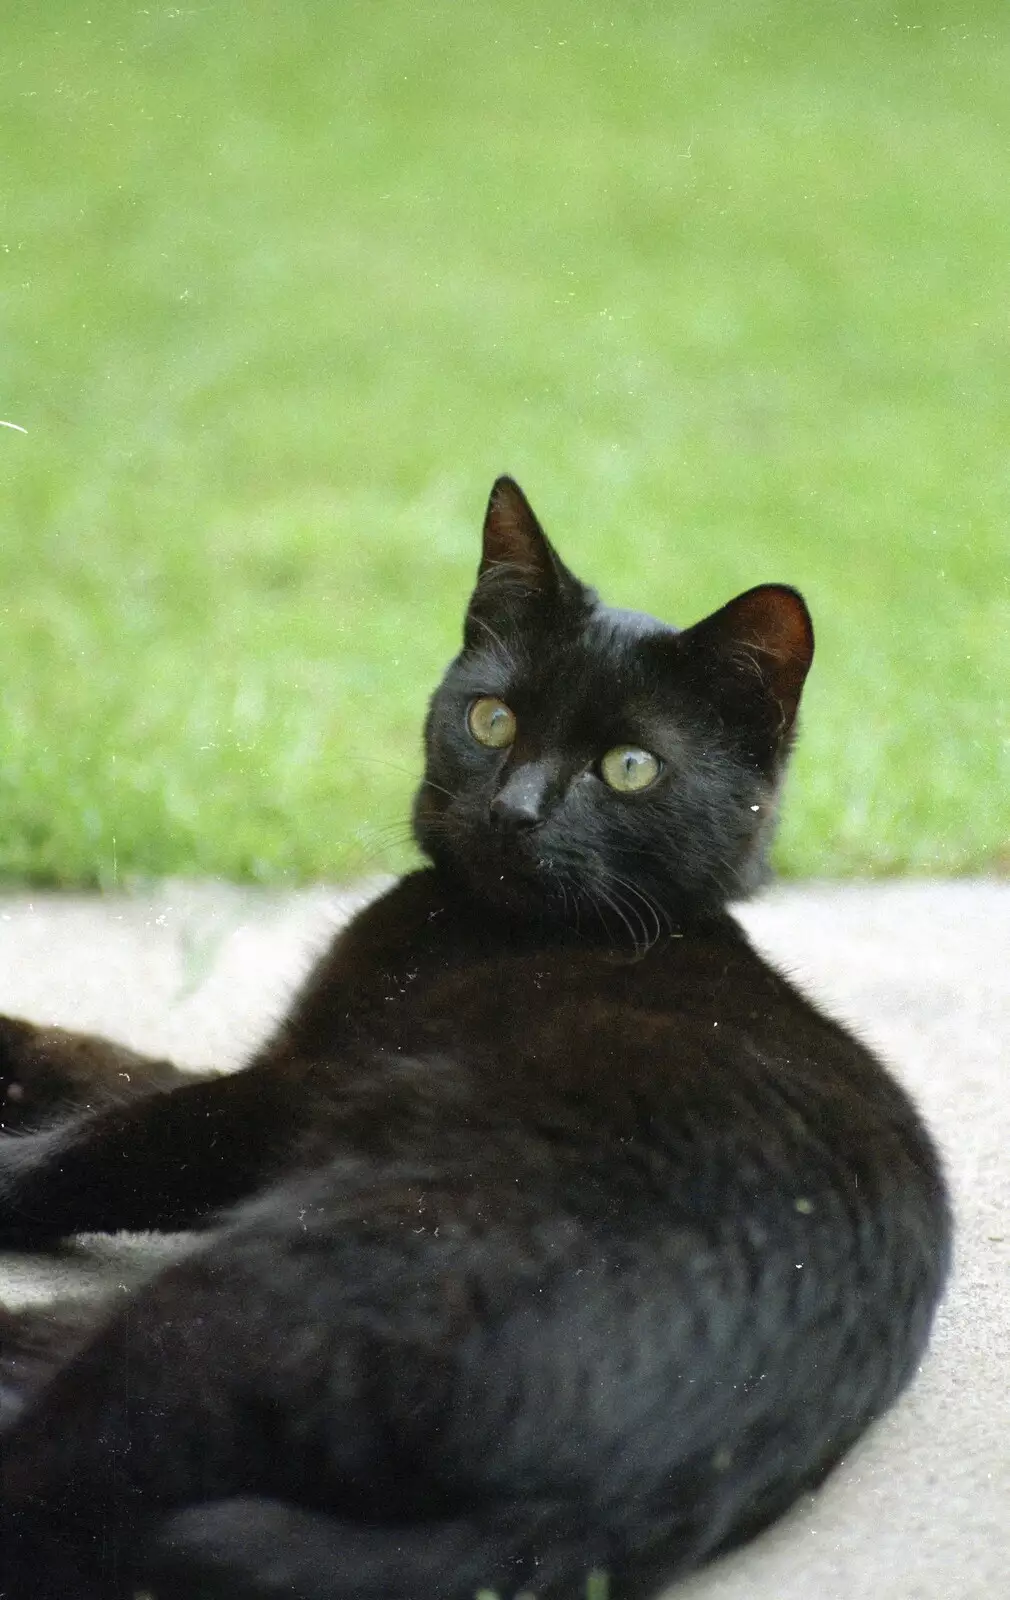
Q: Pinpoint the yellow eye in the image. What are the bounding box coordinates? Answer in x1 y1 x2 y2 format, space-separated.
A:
600 745 660 793
467 697 517 749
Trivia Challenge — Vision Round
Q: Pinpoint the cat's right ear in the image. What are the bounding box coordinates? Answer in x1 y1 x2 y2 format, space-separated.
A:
678 584 814 757
465 478 578 647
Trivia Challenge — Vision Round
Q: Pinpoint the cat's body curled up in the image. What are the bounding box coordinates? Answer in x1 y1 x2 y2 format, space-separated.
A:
0 479 950 1599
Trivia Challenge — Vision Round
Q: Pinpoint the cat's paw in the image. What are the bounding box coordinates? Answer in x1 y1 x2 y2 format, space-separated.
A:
0 1115 83 1248
0 1016 77 1132
0 1016 182 1134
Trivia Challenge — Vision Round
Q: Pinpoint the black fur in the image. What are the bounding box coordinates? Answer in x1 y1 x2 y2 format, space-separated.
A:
0 478 950 1598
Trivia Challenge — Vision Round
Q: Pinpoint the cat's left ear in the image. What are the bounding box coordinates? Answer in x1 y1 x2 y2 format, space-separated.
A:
465 478 583 644
479 477 558 589
680 584 814 741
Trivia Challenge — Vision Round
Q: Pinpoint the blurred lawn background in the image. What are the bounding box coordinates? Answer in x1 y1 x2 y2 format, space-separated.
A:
2 0 1008 887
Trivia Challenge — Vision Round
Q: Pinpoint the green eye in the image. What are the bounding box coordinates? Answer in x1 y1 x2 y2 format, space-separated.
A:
600 745 660 793
467 697 517 749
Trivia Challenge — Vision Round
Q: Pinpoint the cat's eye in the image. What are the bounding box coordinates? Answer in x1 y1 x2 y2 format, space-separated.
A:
600 745 661 793
467 697 517 749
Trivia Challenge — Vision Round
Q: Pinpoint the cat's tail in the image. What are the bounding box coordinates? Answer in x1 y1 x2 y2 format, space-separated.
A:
146 1495 618 1600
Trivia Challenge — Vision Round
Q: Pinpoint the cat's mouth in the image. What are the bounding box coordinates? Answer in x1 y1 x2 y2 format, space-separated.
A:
419 804 671 951
417 787 662 944
475 823 548 887
437 813 562 915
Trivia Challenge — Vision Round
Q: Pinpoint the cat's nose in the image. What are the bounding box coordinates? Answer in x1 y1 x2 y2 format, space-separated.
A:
490 764 550 831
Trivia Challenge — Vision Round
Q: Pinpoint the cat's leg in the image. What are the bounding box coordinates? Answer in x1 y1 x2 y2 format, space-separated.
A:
3 1497 605 1600
0 1237 394 1593
0 1512 106 1600
148 1498 609 1600
0 1014 194 1133
1 1193 614 1600
0 1062 300 1244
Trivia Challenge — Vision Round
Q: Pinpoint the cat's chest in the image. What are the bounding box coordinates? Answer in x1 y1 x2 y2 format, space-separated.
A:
347 937 761 1070
279 874 785 1073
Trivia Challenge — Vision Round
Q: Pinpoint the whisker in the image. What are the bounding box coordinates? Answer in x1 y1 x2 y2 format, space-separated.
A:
541 857 583 940
350 755 426 782
584 877 645 956
594 866 669 957
416 777 459 801
350 758 459 808
604 870 668 947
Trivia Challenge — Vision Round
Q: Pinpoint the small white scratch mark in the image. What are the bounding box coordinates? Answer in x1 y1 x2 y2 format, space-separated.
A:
0 420 27 434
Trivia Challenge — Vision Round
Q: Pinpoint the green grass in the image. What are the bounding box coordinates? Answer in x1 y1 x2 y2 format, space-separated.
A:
2 0 1007 886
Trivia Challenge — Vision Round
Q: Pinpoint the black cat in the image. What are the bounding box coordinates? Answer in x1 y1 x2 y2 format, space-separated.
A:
0 479 950 1600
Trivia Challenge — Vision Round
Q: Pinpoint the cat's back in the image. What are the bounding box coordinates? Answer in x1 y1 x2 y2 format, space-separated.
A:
247 889 948 1557
288 880 941 1252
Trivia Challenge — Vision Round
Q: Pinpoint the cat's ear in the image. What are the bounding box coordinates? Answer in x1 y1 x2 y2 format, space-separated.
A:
680 584 814 742
478 477 558 591
465 478 581 646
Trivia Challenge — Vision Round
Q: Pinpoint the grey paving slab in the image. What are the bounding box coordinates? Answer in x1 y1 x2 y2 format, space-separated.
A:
0 879 1006 1598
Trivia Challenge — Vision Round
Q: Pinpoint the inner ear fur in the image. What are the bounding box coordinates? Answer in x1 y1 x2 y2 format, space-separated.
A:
478 477 558 591
465 478 583 647
681 584 815 735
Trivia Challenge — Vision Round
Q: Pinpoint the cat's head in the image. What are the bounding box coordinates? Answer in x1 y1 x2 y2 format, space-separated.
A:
413 478 813 942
